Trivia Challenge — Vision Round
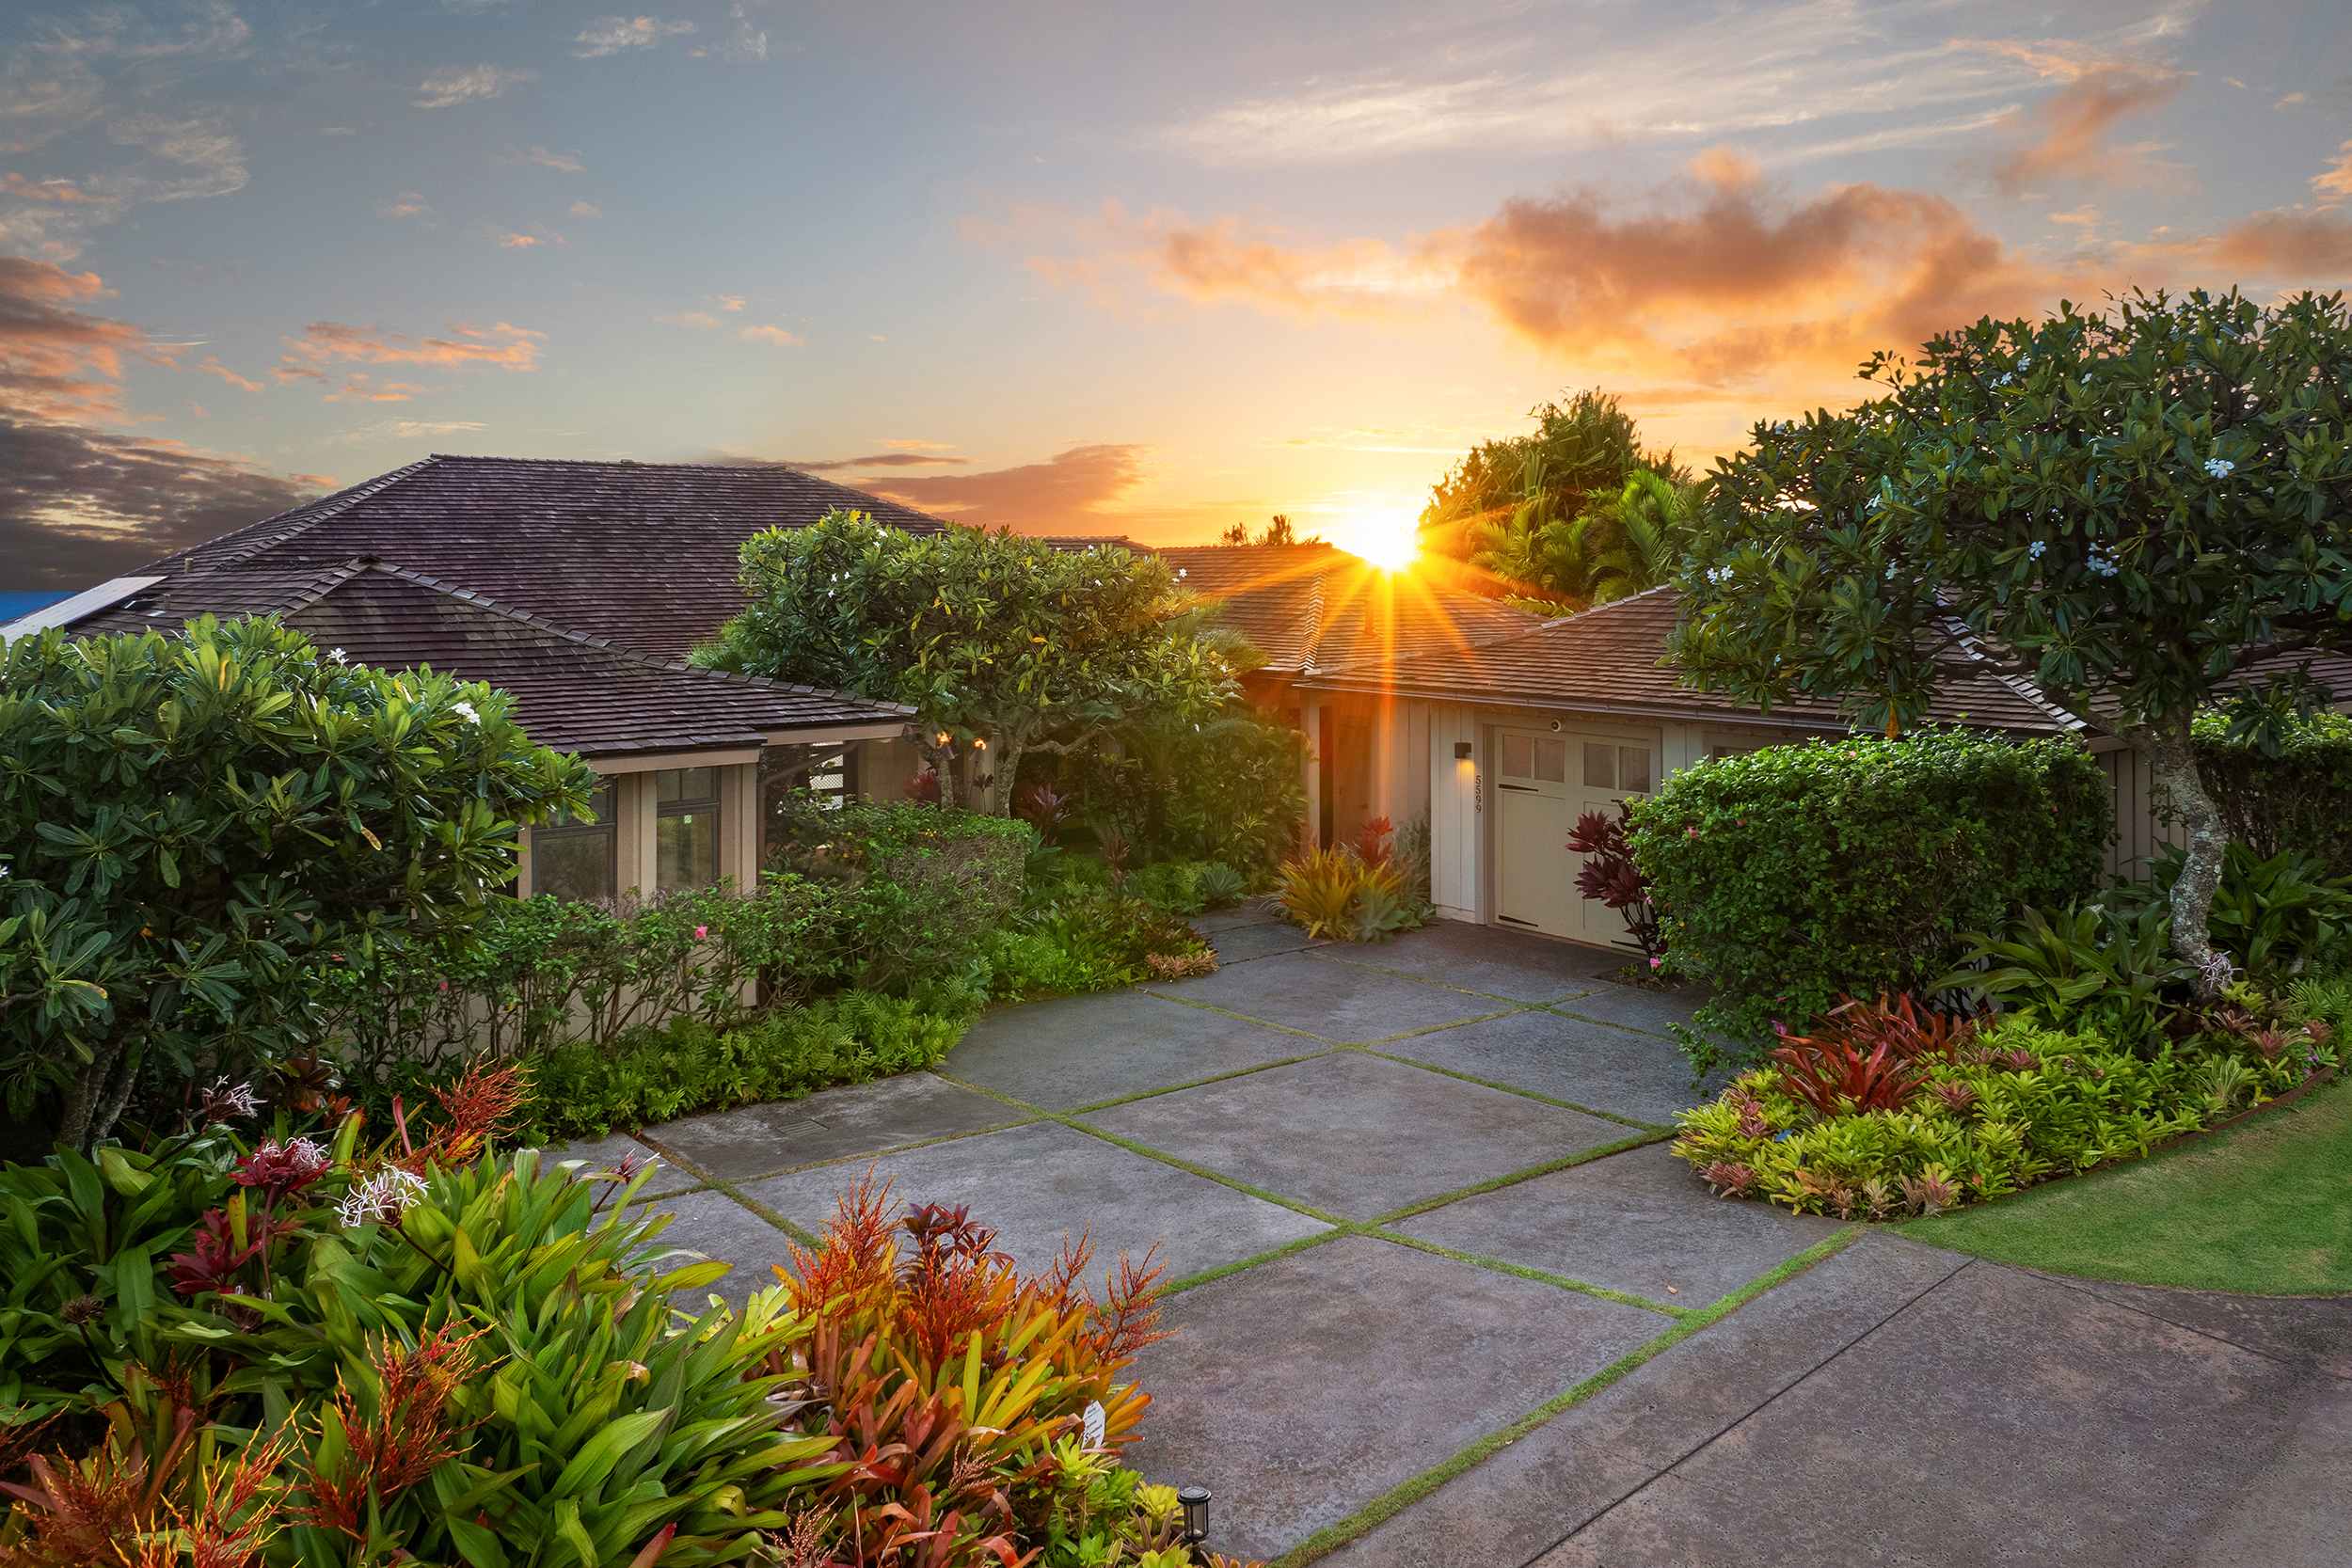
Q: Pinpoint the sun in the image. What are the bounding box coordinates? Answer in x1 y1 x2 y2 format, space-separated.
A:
1346 514 1422 573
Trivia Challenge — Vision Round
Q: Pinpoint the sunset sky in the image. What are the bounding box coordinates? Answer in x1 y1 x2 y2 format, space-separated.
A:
5 0 2351 587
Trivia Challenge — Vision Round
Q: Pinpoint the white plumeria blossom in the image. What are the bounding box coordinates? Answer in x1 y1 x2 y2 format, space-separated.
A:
452 700 480 723
2204 457 2234 478
336 1166 429 1228
327 648 347 664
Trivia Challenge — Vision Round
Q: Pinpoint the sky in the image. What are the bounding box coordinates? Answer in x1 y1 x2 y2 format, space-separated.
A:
4 0 2351 589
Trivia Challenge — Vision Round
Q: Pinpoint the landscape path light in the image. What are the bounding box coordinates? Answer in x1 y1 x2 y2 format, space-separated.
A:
1178 1485 1210 1545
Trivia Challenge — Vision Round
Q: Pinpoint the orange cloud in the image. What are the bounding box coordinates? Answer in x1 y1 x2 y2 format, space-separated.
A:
0 256 145 421
1021 199 1425 319
657 310 720 327
0 172 113 204
326 374 441 403
739 325 803 347
278 320 545 378
2179 210 2352 278
192 356 263 391
782 452 974 470
850 444 1153 533
2315 140 2352 199
378 193 431 219
1965 42 2185 194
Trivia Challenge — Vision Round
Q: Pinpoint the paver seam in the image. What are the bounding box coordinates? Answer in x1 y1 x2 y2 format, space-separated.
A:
1536 1001 1687 1041
1058 1044 1354 1114
1353 1046 1672 1132
1372 1230 1686 1318
1301 946 1609 1007
2004 1262 2352 1376
1523 1248 1978 1567
1143 990 1535 1048
1162 1227 1355 1296
1366 1130 1677 1226
632 1113 1044 1189
1271 1225 1870 1568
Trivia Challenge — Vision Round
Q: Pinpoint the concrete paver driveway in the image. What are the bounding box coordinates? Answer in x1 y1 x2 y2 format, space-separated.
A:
554 905 2352 1567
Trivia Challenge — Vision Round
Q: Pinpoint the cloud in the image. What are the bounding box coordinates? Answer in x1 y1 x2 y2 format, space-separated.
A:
1009 155 2066 387
2316 140 2352 199
490 229 563 248
378 192 431 219
575 18 697 57
0 172 112 205
657 310 719 327
2185 210 2352 277
0 256 147 420
494 144 583 172
331 419 488 443
278 320 546 383
325 374 440 403
104 113 249 202
412 65 534 109
1964 42 2186 194
848 445 1153 532
568 200 602 217
739 325 803 346
0 260 325 589
191 356 262 391
719 4 768 62
781 452 974 470
713 294 744 310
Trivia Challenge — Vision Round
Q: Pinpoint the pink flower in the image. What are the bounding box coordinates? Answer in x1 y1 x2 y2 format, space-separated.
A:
694 926 709 940
437 979 449 992
1649 957 1663 969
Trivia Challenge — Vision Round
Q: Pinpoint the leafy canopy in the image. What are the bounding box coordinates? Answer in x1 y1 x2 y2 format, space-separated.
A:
1671 289 2352 741
0 615 594 1148
696 511 1236 810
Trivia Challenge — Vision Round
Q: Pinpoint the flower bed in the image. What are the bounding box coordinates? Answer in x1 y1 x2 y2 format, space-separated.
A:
1672 988 2344 1218
0 1066 1263 1567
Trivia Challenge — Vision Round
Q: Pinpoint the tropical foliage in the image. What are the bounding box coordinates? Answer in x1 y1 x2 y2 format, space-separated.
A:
1629 731 2110 1074
0 617 593 1150
1672 288 2352 992
695 512 1236 815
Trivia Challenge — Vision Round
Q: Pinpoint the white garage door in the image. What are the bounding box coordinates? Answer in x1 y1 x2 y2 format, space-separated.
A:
1494 725 1654 942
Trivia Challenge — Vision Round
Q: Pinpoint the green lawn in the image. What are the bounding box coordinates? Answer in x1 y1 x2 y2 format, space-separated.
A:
1906 1074 2352 1295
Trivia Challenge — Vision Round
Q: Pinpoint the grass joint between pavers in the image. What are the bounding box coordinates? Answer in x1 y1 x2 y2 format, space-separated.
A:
1268 1223 1867 1568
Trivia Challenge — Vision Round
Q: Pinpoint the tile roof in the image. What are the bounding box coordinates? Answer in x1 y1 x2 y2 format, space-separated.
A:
1159 544 1544 675
68 563 911 759
1298 586 2081 736
139 454 952 660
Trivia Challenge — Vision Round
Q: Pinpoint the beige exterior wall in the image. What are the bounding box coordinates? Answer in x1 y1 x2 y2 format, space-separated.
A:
2095 739 2188 883
517 756 755 899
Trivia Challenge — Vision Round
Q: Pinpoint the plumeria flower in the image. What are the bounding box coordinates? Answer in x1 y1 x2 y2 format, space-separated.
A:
327 647 347 664
2204 457 2234 478
451 700 480 723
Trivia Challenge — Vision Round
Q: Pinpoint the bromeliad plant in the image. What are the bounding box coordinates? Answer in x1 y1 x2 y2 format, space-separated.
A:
1274 845 1429 943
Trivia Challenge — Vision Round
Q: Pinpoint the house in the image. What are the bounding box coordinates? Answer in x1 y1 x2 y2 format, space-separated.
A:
4 454 941 899
1292 586 2152 946
1159 543 1545 843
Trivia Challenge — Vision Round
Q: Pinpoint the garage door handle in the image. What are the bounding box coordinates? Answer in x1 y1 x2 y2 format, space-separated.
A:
1496 783 1537 793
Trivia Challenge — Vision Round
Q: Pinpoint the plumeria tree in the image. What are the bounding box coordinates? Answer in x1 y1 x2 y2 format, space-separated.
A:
1671 288 2352 992
0 616 593 1148
696 511 1237 813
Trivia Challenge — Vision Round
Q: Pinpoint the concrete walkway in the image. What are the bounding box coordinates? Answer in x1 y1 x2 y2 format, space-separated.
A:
557 905 2352 1567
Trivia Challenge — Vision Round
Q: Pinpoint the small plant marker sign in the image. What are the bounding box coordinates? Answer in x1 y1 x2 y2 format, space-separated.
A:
1083 1400 1106 1448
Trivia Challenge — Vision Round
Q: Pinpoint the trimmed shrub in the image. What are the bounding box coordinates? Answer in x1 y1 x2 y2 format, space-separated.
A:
1632 731 2109 1071
2193 707 2352 877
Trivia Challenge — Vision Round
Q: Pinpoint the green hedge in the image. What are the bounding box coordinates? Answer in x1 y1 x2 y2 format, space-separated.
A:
2194 707 2352 877
1631 731 2109 1067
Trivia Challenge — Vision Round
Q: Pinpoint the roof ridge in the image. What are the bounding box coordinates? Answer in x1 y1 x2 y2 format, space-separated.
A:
1298 561 1331 673
368 564 915 715
166 457 442 574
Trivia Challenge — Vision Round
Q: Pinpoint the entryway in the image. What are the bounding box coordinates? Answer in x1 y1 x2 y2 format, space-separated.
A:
1493 722 1653 942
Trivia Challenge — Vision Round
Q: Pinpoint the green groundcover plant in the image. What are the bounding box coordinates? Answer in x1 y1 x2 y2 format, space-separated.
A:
1631 730 2108 1073
1672 980 2344 1220
0 1065 1265 1568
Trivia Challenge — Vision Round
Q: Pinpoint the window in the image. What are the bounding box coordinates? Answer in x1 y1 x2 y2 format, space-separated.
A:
1618 746 1653 794
532 782 616 903
1583 742 1615 788
1534 738 1566 782
656 767 721 891
1502 734 1532 778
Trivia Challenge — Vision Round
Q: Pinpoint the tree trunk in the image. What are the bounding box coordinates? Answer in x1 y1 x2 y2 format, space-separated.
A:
57 1032 137 1152
2131 705 2230 997
993 734 1025 819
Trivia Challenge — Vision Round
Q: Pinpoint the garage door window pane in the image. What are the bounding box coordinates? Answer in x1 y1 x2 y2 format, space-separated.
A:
1502 735 1532 778
1619 746 1653 794
1536 738 1566 782
1583 743 1615 788
531 782 614 903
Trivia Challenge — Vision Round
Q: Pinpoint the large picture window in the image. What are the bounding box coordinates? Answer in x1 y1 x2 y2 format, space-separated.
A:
656 766 721 891
532 781 616 903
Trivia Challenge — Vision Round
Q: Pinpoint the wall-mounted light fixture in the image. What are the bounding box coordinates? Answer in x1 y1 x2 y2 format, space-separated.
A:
1178 1486 1211 1545
1454 741 1474 760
